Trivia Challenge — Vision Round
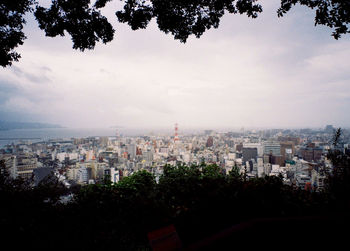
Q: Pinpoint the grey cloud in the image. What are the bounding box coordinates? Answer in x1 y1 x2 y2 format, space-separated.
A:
11 65 51 84
0 80 19 105
1 0 350 128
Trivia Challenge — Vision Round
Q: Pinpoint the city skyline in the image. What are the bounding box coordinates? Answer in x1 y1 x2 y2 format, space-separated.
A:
1 0 350 129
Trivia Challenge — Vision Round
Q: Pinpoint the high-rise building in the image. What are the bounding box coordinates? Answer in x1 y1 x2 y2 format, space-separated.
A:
243 143 263 156
206 136 214 147
128 144 136 160
143 151 153 162
271 155 285 166
236 143 243 152
242 147 258 163
300 146 323 162
263 142 281 156
77 165 89 184
16 155 38 180
99 136 109 146
277 136 300 145
280 142 295 160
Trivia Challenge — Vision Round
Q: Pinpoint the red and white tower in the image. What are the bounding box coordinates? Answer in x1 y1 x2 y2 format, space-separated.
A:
174 123 179 142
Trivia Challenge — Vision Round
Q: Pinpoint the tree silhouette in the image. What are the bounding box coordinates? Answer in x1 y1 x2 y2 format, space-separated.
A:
325 128 350 210
278 0 350 39
1 1 349 66
1 157 349 249
0 0 35 67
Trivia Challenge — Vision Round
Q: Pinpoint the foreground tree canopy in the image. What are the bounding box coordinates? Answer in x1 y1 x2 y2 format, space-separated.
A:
1 0 349 67
1 149 349 249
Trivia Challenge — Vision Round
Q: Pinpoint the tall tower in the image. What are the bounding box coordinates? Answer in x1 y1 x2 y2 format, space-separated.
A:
174 123 179 142
116 129 120 138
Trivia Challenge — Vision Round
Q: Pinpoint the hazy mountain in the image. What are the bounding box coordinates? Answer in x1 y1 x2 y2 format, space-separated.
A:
0 121 63 130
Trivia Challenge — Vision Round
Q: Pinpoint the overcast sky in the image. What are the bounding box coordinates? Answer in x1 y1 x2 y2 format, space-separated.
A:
1 0 350 130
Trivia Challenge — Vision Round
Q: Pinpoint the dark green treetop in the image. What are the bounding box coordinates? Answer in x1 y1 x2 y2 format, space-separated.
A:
1 0 349 67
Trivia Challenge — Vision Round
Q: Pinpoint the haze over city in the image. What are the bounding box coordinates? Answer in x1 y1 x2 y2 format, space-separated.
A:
1 0 349 130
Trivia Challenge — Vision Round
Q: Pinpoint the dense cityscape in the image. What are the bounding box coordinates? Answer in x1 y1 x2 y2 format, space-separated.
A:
1 124 348 192
1 0 350 249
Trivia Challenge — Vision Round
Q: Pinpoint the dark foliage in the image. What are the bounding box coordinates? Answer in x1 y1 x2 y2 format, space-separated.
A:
1 1 349 67
2 156 347 250
278 0 350 39
0 160 69 249
1 128 349 249
0 0 35 66
34 0 115 51
116 0 262 42
325 128 350 209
